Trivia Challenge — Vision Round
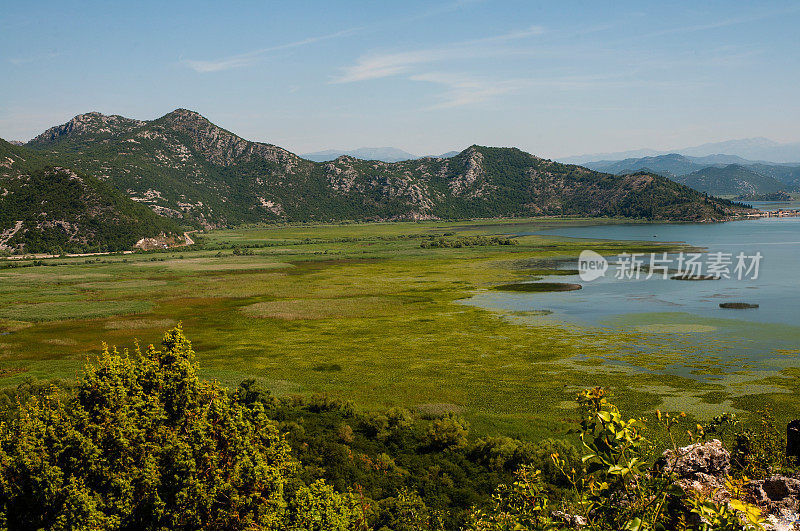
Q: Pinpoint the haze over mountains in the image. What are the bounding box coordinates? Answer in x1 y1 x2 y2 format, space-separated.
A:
563 137 800 166
582 153 800 197
0 109 754 254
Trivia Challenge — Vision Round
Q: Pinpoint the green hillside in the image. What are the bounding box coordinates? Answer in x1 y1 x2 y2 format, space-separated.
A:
22 109 753 227
0 140 179 254
747 163 800 190
585 153 707 176
674 164 786 197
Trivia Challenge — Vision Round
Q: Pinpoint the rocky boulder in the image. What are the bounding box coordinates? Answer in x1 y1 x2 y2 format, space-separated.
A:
659 439 731 498
659 440 800 530
746 476 800 531
787 420 800 460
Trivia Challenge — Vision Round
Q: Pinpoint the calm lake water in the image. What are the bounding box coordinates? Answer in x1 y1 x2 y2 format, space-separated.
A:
462 207 800 383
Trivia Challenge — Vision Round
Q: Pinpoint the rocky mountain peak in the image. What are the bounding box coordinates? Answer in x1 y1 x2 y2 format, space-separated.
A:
161 108 210 125
28 112 145 146
158 109 226 138
151 109 300 169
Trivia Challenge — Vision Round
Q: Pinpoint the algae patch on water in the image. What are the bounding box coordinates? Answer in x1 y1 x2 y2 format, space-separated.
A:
634 323 717 333
671 274 719 281
493 282 582 292
719 302 759 309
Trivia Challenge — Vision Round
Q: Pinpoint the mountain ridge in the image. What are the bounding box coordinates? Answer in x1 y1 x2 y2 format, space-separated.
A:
301 147 460 162
28 111 147 149
673 164 786 197
582 153 800 196
302 147 418 162
563 137 800 165
10 109 754 238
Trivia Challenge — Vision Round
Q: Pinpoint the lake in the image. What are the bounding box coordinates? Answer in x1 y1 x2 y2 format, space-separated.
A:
462 213 800 385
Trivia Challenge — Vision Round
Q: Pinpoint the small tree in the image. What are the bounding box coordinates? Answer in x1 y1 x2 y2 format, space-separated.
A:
466 465 557 531
426 413 470 450
284 479 360 530
374 488 442 531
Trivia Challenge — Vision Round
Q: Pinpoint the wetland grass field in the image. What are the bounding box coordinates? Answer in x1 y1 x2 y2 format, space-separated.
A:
0 218 796 441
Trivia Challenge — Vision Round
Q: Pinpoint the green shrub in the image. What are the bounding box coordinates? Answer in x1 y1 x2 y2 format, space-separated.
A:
730 408 796 478
0 326 357 530
426 413 470 450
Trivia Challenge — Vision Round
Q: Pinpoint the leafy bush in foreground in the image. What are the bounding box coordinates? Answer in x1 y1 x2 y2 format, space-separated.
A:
0 327 354 530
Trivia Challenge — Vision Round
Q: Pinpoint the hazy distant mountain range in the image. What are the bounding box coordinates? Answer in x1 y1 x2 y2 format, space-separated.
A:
0 109 751 253
581 153 800 197
564 137 800 165
301 147 459 162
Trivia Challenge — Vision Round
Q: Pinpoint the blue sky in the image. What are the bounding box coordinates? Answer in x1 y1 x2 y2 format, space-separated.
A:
1 1 799 158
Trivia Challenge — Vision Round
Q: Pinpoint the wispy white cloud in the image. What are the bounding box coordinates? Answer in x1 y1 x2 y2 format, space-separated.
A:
331 14 760 110
185 28 359 73
407 0 485 21
409 72 526 108
646 5 800 38
331 25 544 83
408 70 710 109
8 50 60 66
183 0 483 74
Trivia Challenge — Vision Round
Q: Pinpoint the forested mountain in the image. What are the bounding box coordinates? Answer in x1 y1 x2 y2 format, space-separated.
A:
747 163 800 190
17 109 752 230
584 153 709 177
673 164 786 197
0 139 178 254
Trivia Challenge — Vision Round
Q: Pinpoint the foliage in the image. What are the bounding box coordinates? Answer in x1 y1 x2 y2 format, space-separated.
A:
700 413 740 447
565 387 682 529
0 326 352 530
374 488 443 531
465 466 557 531
232 380 579 530
0 321 784 530
420 236 517 249
0 377 72 423
283 479 360 531
686 477 765 531
470 387 766 530
426 413 470 450
730 408 796 478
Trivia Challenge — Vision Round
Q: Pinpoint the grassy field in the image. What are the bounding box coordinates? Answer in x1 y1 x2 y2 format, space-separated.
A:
0 217 796 441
